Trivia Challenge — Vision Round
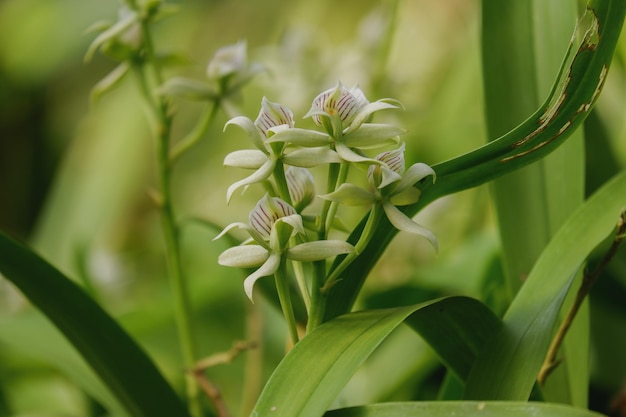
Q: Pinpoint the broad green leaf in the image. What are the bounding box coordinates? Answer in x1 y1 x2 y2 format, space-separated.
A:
321 0 626 323
0 313 130 417
0 232 191 417
251 296 500 417
464 169 626 400
323 401 605 417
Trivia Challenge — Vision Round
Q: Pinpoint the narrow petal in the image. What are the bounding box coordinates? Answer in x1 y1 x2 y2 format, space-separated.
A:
224 116 265 151
335 142 381 164
320 183 377 206
285 240 356 262
282 147 341 167
395 162 436 194
223 149 268 169
213 222 249 241
244 253 281 300
226 159 275 203
382 202 438 250
342 124 405 149
346 100 401 133
218 244 269 268
267 127 331 147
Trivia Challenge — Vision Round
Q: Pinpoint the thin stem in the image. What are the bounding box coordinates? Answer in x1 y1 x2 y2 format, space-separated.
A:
322 203 383 293
318 162 340 240
133 11 202 417
324 162 350 235
273 159 293 206
170 100 220 164
274 259 300 346
538 211 626 385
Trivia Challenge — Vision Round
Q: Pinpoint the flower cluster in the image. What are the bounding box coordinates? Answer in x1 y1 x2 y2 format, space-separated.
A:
216 82 436 301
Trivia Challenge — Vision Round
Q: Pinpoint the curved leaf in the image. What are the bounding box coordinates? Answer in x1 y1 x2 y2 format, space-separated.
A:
322 0 626 322
251 296 500 417
0 232 191 417
323 401 605 417
464 169 626 400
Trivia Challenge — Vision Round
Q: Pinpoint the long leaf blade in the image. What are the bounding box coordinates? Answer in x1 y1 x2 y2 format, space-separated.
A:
464 169 626 400
251 296 500 417
0 232 191 417
324 401 606 417
323 0 626 322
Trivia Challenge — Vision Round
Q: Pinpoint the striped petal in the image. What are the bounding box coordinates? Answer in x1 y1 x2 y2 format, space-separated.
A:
249 194 298 239
305 82 361 127
254 97 294 138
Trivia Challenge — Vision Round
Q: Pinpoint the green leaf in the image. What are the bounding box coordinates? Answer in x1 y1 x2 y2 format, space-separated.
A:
322 0 626 323
0 232 191 417
251 296 500 417
463 169 626 400
323 401 606 417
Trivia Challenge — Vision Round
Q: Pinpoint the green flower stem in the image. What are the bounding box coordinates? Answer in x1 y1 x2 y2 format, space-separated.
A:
324 161 350 236
133 12 202 417
309 204 382 332
309 161 341 332
321 203 382 293
318 162 340 240
274 260 300 345
273 160 293 206
170 100 220 164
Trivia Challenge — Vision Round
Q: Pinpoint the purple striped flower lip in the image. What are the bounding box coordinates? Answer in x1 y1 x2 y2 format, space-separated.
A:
306 82 366 127
249 194 298 239
254 97 295 138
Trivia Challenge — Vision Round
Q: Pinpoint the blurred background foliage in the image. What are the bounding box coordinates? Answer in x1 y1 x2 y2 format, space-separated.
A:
0 0 625 416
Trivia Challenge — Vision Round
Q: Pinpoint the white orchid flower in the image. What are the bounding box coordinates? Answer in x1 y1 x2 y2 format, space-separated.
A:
215 194 355 300
267 82 405 165
320 143 438 249
224 98 340 202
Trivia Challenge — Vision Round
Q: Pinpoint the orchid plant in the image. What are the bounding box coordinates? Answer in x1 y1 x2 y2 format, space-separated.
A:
216 82 438 340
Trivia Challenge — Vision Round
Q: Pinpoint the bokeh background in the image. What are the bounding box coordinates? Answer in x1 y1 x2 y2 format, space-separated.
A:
1 0 625 416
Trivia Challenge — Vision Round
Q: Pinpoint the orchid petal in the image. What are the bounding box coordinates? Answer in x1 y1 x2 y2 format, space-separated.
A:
346 100 401 133
368 165 403 189
395 162 436 193
267 128 332 147
349 84 369 109
218 244 269 268
226 159 276 203
382 202 438 250
335 142 380 164
224 116 265 151
389 186 421 206
285 167 315 209
342 124 405 149
207 40 247 80
223 149 268 169
285 240 356 262
213 222 250 241
282 147 341 167
249 194 298 238
254 97 294 137
243 253 282 301
305 82 360 126
320 183 377 207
